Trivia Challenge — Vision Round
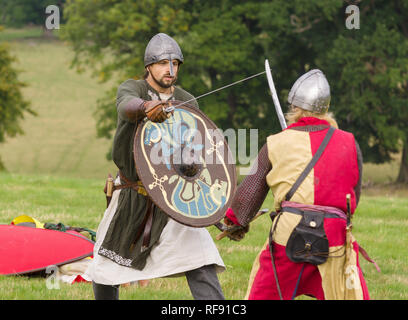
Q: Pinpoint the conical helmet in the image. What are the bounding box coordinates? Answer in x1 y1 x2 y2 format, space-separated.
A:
288 69 331 113
144 33 184 76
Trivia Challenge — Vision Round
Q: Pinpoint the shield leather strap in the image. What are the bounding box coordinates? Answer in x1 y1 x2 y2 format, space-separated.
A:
118 171 155 253
141 198 154 252
129 197 155 253
134 102 236 227
269 126 335 300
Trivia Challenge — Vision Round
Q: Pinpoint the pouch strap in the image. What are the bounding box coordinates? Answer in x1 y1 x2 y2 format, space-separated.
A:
281 206 345 220
291 264 305 300
269 212 284 300
285 126 335 201
269 227 283 300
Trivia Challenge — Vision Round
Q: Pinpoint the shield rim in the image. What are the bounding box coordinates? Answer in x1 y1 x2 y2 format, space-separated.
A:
134 103 236 227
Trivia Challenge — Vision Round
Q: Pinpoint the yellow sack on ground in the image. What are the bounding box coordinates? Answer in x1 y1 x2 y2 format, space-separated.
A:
11 215 44 229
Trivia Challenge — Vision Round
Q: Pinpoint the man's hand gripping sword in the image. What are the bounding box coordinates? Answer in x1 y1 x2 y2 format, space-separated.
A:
215 208 269 241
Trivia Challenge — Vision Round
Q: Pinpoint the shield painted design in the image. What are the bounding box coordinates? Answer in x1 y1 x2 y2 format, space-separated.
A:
134 102 236 227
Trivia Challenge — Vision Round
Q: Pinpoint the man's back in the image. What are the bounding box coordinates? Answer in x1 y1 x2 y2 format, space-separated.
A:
266 117 359 213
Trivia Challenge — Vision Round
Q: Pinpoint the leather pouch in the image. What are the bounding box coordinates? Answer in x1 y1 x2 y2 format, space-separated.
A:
285 210 329 265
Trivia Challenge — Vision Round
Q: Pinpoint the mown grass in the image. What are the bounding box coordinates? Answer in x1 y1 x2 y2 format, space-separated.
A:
0 27 44 42
0 27 117 179
0 172 407 300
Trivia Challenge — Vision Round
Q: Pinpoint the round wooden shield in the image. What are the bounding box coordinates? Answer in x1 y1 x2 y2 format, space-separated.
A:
134 102 236 227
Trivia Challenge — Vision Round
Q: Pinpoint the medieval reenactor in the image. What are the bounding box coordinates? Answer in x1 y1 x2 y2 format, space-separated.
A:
86 33 227 300
223 69 378 300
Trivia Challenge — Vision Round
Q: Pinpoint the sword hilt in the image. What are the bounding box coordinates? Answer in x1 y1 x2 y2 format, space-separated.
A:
215 208 269 241
164 106 175 113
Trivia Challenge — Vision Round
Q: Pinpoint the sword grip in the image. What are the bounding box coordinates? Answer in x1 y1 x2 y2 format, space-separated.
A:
106 175 114 197
215 209 268 241
216 231 228 241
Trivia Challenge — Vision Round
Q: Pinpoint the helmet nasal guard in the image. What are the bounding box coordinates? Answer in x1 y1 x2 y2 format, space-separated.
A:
144 33 184 77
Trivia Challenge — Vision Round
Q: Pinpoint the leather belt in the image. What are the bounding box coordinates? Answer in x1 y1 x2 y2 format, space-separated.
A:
104 172 147 208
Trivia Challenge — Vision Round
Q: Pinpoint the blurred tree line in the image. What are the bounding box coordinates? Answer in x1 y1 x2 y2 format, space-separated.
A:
0 26 33 170
2 0 408 184
0 0 63 170
61 0 408 183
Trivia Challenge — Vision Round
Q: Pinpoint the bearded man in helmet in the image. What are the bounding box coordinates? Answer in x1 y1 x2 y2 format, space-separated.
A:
86 33 225 300
223 69 374 300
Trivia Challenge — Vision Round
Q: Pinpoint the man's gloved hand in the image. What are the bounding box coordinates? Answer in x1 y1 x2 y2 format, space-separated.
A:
144 100 172 123
223 217 249 241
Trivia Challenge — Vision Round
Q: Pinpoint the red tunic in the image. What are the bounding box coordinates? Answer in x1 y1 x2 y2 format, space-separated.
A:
228 117 370 300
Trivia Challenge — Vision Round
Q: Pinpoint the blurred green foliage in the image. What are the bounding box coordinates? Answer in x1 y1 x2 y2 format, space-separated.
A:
0 28 34 169
58 0 408 182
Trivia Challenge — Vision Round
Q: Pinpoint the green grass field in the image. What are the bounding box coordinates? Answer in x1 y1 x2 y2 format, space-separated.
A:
0 27 407 300
0 27 117 179
0 172 407 300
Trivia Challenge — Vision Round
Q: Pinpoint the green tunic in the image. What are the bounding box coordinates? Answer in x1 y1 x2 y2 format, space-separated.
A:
99 79 198 270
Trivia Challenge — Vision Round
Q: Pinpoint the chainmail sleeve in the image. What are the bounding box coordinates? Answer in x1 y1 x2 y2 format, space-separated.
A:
231 143 272 226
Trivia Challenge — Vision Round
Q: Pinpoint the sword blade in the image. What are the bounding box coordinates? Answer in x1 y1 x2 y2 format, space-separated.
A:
265 59 287 130
174 70 267 108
